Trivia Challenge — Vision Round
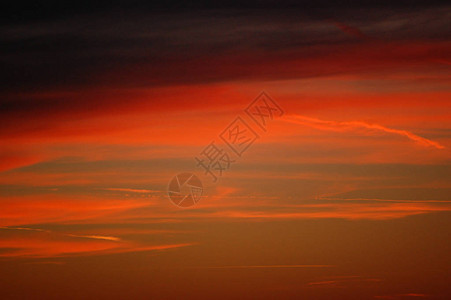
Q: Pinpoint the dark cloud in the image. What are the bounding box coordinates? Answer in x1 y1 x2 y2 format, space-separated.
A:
0 1 448 24
0 3 449 121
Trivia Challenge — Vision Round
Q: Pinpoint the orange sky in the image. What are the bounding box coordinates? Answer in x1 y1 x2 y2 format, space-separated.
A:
0 2 450 299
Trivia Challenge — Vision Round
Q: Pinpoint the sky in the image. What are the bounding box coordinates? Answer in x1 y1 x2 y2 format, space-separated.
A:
0 1 450 299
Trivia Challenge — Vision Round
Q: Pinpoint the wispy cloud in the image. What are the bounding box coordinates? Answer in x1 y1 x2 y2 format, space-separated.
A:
307 276 382 287
0 195 152 227
201 264 334 269
329 19 370 40
1 226 122 243
374 293 429 299
66 234 121 242
199 201 451 220
283 114 445 149
0 226 193 258
101 188 162 194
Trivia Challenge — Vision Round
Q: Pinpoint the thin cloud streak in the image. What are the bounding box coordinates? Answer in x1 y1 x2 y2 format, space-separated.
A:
0 226 194 258
307 277 382 286
283 114 445 149
101 188 162 194
0 226 122 242
66 234 121 242
329 19 370 40
374 293 429 299
200 264 335 269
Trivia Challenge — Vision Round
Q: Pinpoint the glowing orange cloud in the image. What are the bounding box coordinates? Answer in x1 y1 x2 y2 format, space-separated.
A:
0 227 194 258
0 195 153 227
283 114 445 149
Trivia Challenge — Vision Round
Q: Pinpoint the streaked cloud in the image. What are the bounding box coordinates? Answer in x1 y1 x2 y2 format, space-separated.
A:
101 188 162 194
202 264 335 269
283 114 445 149
0 226 193 258
374 293 429 299
66 234 121 242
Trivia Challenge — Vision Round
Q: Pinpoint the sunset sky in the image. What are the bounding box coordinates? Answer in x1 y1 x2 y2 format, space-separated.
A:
1 1 450 299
